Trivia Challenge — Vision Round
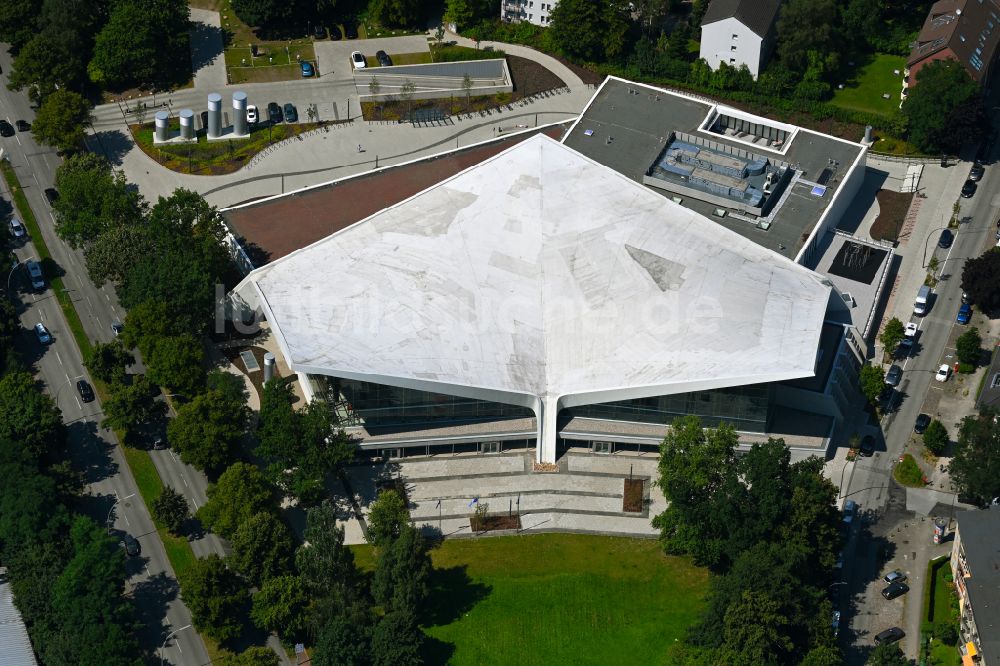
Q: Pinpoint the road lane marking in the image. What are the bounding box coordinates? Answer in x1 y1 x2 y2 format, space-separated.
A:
181 475 189 487
74 397 81 410
190 497 199 509
55 350 63 365
31 172 38 186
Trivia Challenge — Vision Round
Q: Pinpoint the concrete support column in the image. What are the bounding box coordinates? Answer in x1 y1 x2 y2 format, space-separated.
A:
207 93 222 139
178 109 194 140
232 91 248 137
153 111 170 143
263 352 276 382
535 395 560 464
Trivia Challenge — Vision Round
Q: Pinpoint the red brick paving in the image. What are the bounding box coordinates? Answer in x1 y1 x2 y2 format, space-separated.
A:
224 126 567 265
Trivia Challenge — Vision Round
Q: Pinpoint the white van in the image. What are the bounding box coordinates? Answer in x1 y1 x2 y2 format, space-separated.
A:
913 284 931 316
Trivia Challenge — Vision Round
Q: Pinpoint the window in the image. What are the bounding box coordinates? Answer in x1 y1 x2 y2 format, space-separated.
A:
732 34 738 39
383 448 402 460
730 58 736 64
731 45 737 51
592 441 613 454
481 441 500 454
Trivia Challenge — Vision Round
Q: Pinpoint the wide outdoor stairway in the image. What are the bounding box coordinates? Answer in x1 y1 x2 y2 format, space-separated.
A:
341 453 663 543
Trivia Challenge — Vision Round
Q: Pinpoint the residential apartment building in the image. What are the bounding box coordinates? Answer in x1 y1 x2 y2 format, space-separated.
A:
501 0 557 26
699 0 785 79
905 0 1000 99
951 508 1000 666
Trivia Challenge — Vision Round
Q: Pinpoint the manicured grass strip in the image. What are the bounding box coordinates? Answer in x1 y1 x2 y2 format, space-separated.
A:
831 53 907 117
352 534 707 666
122 446 165 507
0 161 93 359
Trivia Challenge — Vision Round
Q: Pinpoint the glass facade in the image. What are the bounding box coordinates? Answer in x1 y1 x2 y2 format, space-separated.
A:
565 384 770 433
325 377 532 429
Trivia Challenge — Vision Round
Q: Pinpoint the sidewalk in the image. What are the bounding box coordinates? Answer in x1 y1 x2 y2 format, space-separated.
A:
189 8 227 90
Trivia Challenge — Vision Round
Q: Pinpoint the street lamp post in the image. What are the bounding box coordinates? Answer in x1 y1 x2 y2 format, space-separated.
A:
923 226 951 268
159 624 191 665
106 492 136 534
6 259 20 298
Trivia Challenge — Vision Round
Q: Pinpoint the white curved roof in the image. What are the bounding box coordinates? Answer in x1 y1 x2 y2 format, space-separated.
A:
234 135 831 405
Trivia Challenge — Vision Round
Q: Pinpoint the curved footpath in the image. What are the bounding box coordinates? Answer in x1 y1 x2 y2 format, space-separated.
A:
87 21 596 209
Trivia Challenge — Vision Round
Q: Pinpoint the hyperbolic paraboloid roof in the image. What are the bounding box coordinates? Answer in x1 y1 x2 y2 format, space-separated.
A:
233 135 832 405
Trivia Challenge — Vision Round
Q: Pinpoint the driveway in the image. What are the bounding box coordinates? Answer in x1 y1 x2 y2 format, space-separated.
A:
189 8 227 89
314 35 430 83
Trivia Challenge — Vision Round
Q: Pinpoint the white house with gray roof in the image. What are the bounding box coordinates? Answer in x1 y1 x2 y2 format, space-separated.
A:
699 0 785 79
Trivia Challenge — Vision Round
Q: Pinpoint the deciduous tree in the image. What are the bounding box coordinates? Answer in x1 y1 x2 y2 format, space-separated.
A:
101 374 166 432
956 328 982 366
549 0 630 62
372 524 431 614
879 317 905 355
949 415 1000 506
53 153 146 248
167 388 248 475
145 334 206 396
89 0 190 89
923 419 948 456
313 613 371 666
0 371 64 460
366 489 409 549
185 554 250 642
961 248 1000 313
220 647 280 666
904 59 985 153
229 511 294 586
152 486 190 535
859 364 885 406
84 340 135 384
250 575 309 640
31 89 92 153
370 609 423 666
231 0 293 28
867 642 910 666
296 501 361 600
197 462 277 538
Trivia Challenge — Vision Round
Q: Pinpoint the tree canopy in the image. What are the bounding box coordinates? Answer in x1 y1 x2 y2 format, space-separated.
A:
101 374 166 432
229 511 294 586
859 364 886 406
53 153 146 249
372 524 431 614
88 0 190 89
549 0 630 62
950 414 1000 506
956 328 982 366
250 575 309 641
366 489 410 549
31 89 92 153
0 371 65 461
197 462 277 538
904 59 985 154
185 554 250 642
962 248 1000 315
879 318 905 355
923 419 948 456
152 486 190 535
167 388 248 475
295 501 361 602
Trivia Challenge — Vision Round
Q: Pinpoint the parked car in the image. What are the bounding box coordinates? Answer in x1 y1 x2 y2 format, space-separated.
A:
34 323 51 344
313 24 326 39
961 179 978 197
376 50 392 66
885 364 902 387
246 104 258 124
957 302 972 324
15 119 30 132
25 260 44 290
914 413 931 434
119 533 141 557
831 610 840 637
9 218 26 239
111 321 124 336
300 60 315 77
329 25 341 40
935 364 951 382
962 291 970 303
938 229 953 248
283 103 298 123
351 50 366 69
874 627 905 645
970 161 986 181
267 102 283 124
44 188 59 204
881 581 909 600
76 379 95 403
859 435 876 457
152 434 168 450
345 23 359 39
0 120 14 137
883 570 907 584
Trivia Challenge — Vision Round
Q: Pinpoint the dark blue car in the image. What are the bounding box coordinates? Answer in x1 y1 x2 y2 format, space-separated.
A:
957 303 972 324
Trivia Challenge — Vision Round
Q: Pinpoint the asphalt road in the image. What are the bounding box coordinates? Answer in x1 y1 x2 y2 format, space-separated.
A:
1 48 212 665
841 153 1000 660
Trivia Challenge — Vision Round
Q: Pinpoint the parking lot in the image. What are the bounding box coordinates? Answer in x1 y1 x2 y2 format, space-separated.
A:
314 35 431 83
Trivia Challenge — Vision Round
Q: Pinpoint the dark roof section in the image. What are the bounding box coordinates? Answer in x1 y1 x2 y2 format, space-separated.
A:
977 345 1000 412
701 0 785 38
223 125 569 266
907 0 1000 84
955 509 1000 661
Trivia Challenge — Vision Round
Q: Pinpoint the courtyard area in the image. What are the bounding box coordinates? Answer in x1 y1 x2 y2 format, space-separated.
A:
353 533 707 665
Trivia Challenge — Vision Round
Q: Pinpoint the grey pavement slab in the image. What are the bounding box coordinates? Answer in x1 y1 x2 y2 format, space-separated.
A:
189 9 227 89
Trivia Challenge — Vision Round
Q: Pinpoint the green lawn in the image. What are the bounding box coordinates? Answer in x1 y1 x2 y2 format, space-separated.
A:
831 54 907 117
353 534 708 665
366 51 433 67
